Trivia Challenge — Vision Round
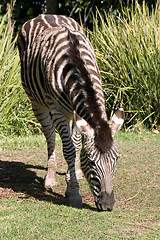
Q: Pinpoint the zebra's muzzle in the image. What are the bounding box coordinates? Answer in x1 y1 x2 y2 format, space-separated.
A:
96 191 115 211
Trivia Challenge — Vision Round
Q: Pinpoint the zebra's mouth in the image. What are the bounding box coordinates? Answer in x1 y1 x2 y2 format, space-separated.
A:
95 191 115 211
95 202 114 211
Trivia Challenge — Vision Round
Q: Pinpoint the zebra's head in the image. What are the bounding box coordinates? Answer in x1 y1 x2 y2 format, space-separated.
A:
75 109 124 211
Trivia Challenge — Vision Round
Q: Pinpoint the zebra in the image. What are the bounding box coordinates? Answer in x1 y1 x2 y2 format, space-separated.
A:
17 14 124 211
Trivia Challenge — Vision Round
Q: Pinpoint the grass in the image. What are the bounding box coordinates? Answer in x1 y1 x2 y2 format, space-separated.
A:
1 2 160 138
90 2 160 129
0 14 40 137
0 131 160 239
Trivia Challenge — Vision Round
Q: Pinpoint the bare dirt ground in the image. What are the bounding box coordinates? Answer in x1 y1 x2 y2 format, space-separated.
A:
0 147 94 206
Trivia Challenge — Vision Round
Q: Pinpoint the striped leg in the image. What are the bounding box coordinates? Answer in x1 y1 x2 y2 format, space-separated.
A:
32 104 57 188
52 111 82 208
72 129 83 179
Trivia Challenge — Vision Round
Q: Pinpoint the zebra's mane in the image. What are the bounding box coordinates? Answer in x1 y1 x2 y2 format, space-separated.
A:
67 29 113 152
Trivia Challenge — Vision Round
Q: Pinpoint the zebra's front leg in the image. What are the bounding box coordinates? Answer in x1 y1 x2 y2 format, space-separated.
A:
63 138 82 208
54 114 82 208
44 128 57 189
64 159 82 208
72 129 83 179
32 105 57 189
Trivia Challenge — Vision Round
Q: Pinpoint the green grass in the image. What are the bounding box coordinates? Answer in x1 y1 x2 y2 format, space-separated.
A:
90 2 160 129
1 198 158 240
0 14 40 137
0 131 160 239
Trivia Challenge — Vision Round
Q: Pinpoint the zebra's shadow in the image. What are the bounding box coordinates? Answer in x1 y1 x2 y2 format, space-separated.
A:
0 160 96 211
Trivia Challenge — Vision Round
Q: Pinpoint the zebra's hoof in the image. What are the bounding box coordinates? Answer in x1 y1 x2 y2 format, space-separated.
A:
76 169 83 180
65 189 71 198
69 194 83 209
44 175 57 190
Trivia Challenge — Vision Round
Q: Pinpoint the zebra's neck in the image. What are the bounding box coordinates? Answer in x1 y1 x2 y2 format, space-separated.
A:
65 29 107 124
65 29 113 152
38 24 113 151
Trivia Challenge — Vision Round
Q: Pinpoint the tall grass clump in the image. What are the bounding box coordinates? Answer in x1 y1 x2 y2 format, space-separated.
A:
91 2 160 130
0 14 40 137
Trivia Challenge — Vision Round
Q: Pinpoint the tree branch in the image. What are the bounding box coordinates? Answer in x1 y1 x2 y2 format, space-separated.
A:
69 2 79 17
83 0 95 27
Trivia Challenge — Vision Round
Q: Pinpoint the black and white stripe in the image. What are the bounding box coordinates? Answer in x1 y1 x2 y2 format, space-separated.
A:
18 14 123 211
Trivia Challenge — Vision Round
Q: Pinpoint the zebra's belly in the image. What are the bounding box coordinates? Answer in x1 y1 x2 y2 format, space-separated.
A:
27 87 74 120
45 92 73 116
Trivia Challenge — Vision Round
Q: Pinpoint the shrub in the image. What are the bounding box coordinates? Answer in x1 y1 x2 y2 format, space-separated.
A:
0 14 40 137
90 2 160 130
1 2 160 137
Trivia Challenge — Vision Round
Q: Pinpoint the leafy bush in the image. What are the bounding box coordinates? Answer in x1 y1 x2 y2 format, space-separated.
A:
90 2 160 130
0 14 40 137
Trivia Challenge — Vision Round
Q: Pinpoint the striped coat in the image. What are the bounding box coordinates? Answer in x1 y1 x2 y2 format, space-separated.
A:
18 14 124 211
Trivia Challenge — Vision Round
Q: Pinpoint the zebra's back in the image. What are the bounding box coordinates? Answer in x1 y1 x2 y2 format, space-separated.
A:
18 14 106 126
18 14 83 50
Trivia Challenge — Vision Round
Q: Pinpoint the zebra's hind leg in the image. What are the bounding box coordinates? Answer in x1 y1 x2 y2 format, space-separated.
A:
53 112 82 209
32 104 57 189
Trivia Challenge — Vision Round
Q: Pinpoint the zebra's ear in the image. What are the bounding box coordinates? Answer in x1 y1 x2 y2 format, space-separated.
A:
74 113 94 138
110 108 124 137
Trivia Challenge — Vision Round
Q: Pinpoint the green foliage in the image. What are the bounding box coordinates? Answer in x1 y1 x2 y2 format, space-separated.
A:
0 14 40 137
90 2 160 129
0 0 45 31
1 1 157 32
58 0 157 29
1 2 160 137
